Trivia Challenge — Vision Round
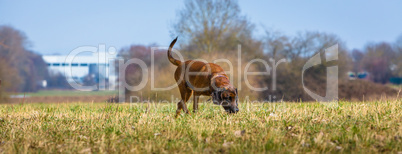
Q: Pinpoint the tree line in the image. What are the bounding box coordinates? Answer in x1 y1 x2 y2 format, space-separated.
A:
120 0 401 101
1 0 401 102
0 25 71 101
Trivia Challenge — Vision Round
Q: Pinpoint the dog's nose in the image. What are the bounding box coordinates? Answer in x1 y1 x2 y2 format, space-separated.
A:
235 108 239 113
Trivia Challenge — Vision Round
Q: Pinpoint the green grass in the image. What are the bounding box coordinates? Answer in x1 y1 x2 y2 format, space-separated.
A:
16 90 118 97
0 100 401 153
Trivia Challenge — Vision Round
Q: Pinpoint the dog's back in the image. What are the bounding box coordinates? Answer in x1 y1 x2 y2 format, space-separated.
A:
174 60 227 93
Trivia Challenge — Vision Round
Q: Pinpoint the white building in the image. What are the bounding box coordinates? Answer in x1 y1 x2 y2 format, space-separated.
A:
42 52 118 90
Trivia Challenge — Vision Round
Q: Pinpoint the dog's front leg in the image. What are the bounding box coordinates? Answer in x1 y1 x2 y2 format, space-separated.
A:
175 101 184 118
176 100 190 118
182 100 190 114
193 94 199 113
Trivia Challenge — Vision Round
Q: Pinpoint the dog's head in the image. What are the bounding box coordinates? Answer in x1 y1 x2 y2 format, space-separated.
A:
212 87 239 113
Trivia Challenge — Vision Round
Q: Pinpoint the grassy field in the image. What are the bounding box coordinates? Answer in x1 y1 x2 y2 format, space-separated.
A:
0 100 401 153
15 90 118 97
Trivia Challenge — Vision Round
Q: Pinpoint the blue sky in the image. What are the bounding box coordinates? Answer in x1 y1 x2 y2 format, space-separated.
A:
1 0 401 55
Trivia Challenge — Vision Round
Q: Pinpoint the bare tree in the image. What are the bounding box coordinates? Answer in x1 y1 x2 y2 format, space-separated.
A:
351 49 364 72
361 42 395 83
396 34 402 50
0 26 25 92
286 31 342 59
117 45 173 102
0 25 48 94
173 0 254 53
260 31 353 101
263 29 290 59
393 35 402 76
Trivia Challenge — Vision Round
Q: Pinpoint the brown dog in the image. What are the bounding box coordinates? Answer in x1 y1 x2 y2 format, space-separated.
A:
167 37 239 117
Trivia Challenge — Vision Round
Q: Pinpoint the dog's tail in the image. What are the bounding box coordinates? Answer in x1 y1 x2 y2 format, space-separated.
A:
167 36 181 66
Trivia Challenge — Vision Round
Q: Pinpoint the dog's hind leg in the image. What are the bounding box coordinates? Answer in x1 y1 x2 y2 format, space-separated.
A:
175 85 192 118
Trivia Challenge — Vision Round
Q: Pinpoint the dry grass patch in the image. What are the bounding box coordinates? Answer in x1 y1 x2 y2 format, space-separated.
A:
0 100 401 153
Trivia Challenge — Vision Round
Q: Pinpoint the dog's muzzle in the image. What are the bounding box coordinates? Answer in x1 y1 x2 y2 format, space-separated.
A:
223 104 239 113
